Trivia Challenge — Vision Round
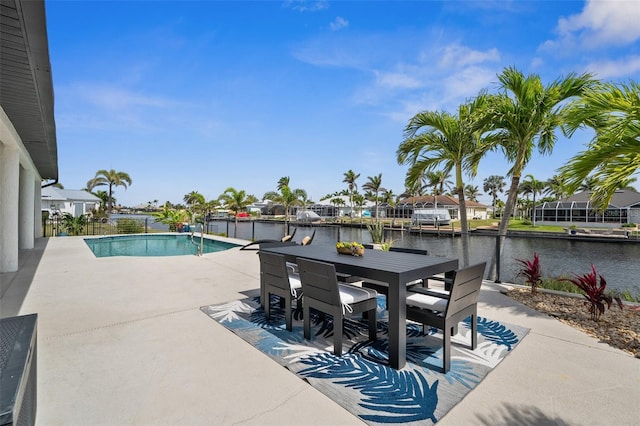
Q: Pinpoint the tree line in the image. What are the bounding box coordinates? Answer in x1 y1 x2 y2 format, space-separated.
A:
68 67 637 240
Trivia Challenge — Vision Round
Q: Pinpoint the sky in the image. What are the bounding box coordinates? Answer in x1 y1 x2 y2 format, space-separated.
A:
45 0 640 207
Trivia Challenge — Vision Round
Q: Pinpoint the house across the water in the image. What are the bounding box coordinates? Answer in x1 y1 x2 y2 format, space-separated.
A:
41 187 100 218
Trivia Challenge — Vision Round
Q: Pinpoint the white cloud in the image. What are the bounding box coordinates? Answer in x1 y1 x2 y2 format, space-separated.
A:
79 84 178 110
330 16 348 31
374 69 423 89
545 0 640 50
585 55 640 79
56 82 195 132
438 45 500 68
283 0 329 12
442 66 497 101
530 57 544 69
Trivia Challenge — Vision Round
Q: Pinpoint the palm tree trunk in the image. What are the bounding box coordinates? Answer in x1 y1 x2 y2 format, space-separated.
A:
457 186 468 234
489 176 521 280
108 185 113 218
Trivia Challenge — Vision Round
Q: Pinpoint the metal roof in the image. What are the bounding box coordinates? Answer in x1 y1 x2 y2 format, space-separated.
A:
0 0 57 179
562 190 640 208
42 187 100 202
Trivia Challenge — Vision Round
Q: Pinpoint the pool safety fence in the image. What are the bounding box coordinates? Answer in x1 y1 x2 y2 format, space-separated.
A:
42 216 150 237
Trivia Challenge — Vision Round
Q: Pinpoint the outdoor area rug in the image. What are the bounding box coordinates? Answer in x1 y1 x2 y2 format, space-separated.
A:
201 296 529 425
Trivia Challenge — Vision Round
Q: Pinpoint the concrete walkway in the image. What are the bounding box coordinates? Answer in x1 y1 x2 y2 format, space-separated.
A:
2 236 638 425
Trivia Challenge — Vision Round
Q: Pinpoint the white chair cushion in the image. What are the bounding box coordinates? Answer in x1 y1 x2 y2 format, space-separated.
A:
286 262 298 274
406 292 448 312
425 288 449 296
338 283 377 304
288 273 302 290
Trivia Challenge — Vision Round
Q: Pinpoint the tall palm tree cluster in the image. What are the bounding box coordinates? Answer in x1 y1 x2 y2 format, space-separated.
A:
397 66 638 241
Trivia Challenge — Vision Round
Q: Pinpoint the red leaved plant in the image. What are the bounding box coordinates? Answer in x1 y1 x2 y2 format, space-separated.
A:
562 264 623 322
515 252 543 293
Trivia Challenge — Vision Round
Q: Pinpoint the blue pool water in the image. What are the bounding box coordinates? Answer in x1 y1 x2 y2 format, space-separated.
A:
84 234 238 257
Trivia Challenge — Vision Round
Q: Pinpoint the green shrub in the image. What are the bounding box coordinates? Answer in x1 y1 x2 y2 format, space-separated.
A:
621 223 637 228
538 277 584 294
61 213 87 236
366 222 385 244
116 218 144 234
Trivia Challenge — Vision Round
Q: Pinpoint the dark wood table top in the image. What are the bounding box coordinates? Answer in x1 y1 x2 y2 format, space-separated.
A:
260 244 458 285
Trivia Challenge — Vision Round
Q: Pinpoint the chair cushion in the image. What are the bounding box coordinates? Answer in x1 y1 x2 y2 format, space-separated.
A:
425 287 449 296
406 292 448 312
338 284 377 304
288 273 302 298
288 273 302 290
286 262 298 274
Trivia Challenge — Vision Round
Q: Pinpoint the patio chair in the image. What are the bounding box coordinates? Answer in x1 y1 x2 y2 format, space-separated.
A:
297 258 377 356
258 251 302 331
405 262 486 372
240 228 297 250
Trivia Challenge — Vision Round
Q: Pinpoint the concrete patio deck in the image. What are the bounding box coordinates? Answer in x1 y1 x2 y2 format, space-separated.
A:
1 236 638 425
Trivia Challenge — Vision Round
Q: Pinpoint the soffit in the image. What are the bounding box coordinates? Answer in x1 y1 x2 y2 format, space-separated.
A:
0 0 57 179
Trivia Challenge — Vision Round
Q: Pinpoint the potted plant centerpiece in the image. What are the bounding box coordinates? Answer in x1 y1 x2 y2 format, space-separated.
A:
336 241 365 256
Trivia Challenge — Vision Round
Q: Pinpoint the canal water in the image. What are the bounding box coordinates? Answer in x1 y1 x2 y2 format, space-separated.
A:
208 219 640 295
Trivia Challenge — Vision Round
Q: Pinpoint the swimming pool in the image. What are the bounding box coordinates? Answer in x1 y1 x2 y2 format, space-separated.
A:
84 234 239 257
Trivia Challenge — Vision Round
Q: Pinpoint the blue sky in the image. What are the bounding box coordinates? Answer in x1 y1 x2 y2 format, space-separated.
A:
46 0 640 207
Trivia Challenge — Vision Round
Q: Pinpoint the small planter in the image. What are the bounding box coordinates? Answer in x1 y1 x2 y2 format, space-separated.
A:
336 242 365 256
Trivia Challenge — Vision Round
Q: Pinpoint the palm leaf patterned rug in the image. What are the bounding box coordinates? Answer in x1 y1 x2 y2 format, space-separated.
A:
201 295 528 425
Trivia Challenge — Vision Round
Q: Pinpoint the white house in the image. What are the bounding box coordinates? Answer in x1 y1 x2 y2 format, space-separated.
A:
1 0 57 273
41 187 101 218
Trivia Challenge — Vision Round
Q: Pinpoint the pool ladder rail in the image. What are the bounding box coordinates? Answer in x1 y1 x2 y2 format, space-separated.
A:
190 223 204 256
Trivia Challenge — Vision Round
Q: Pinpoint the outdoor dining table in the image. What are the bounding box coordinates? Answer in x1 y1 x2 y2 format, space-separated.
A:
259 243 459 370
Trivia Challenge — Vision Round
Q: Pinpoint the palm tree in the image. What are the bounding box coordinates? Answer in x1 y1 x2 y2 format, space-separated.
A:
91 169 133 217
398 95 490 234
152 203 188 232
464 185 480 202
399 181 424 199
362 173 385 222
85 177 101 192
331 197 346 219
483 175 506 217
218 187 251 238
382 188 397 205
519 174 545 226
483 67 593 273
544 175 568 200
578 176 599 192
352 193 366 223
183 191 205 221
264 177 305 235
343 169 360 218
560 81 640 209
277 176 290 191
202 199 220 224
